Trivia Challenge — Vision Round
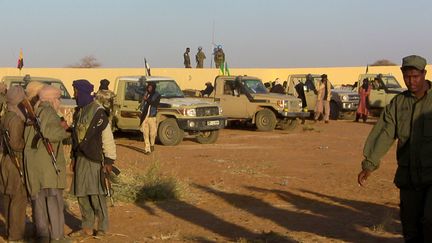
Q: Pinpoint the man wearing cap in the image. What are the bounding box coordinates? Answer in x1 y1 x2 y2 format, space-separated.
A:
23 85 70 242
70 79 116 237
196 47 206 68
0 86 27 242
314 74 332 123
357 55 432 242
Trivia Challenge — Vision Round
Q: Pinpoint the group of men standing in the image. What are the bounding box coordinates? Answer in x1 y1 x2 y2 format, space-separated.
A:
0 79 117 242
183 45 225 69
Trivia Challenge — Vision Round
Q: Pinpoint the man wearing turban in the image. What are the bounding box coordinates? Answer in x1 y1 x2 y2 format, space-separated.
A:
0 86 27 242
70 79 116 237
23 85 70 242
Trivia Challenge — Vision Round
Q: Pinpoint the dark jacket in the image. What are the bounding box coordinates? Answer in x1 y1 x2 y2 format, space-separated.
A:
270 84 285 94
72 101 113 164
140 91 161 124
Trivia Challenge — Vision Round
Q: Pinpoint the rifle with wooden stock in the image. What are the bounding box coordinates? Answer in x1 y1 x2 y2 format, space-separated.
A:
19 98 60 174
1 129 25 185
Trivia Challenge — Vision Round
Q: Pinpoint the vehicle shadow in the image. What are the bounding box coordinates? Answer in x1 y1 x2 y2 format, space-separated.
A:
149 199 261 241
193 184 402 242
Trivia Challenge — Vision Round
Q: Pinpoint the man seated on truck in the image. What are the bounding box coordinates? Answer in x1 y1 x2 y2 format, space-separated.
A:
200 82 214 97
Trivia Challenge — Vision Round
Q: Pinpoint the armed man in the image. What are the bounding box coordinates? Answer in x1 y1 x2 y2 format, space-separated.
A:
95 79 116 124
195 46 206 68
357 55 432 243
70 79 116 238
183 47 191 68
0 86 27 242
23 85 71 242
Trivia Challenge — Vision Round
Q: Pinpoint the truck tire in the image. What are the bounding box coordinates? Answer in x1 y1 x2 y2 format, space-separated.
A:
157 118 184 146
279 119 298 131
196 130 219 144
329 101 340 120
255 109 277 131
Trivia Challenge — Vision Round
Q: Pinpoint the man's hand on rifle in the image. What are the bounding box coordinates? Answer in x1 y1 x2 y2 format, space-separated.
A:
60 119 69 130
104 164 113 174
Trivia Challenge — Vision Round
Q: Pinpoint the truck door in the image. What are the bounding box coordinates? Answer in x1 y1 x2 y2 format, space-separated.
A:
115 80 143 130
290 76 317 111
219 80 249 118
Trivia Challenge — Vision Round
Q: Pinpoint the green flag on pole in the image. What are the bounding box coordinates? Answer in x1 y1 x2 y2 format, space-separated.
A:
225 62 230 76
219 62 225 75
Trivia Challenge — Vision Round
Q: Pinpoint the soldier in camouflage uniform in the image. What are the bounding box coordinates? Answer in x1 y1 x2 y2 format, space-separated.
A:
195 47 206 68
358 55 432 243
214 45 225 69
95 79 116 123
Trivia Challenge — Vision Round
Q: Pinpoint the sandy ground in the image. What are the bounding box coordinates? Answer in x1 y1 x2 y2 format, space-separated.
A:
0 120 403 243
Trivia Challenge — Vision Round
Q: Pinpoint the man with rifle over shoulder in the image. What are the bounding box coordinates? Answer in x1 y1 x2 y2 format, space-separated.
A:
70 79 117 238
22 84 71 242
0 86 28 242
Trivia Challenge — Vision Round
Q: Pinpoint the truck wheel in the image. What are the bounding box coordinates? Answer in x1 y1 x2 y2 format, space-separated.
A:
329 101 340 120
279 119 298 131
157 118 184 146
196 130 219 144
255 109 277 131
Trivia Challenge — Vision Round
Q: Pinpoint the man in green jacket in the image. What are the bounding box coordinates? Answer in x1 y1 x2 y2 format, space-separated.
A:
24 85 70 242
358 55 431 243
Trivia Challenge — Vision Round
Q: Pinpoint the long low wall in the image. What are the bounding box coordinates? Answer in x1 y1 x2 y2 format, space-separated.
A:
1 66 430 94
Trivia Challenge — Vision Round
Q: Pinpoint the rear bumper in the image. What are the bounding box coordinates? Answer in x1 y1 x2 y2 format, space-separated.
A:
177 117 226 131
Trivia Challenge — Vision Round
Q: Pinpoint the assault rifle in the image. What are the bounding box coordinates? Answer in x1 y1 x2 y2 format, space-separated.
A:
19 99 60 174
1 129 25 185
101 163 121 207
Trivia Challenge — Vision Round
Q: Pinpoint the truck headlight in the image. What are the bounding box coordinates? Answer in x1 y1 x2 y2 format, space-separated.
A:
179 108 196 117
341 95 349 101
218 106 223 115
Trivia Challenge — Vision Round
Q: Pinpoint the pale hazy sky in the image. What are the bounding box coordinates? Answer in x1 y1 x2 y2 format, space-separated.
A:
1 0 431 68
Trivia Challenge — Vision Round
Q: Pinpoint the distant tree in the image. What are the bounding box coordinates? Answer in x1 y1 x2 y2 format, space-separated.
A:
67 55 101 68
370 59 397 66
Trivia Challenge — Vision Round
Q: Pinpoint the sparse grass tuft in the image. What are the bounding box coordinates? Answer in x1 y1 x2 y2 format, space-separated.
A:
237 231 297 243
112 160 187 203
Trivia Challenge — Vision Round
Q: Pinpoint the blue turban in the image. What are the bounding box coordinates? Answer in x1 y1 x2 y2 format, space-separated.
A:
73 79 94 107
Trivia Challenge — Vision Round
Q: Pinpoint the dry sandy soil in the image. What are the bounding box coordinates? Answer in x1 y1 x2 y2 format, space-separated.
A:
1 120 403 243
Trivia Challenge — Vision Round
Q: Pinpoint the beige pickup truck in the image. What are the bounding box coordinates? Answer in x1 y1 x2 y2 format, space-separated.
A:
112 76 226 145
355 73 406 115
194 75 309 131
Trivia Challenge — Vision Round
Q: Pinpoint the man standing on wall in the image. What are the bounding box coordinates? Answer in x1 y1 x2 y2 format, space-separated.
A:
196 47 206 68
183 47 191 68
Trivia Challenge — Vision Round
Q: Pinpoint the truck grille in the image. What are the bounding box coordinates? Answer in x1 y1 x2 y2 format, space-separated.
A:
196 107 219 117
289 100 302 112
348 94 360 101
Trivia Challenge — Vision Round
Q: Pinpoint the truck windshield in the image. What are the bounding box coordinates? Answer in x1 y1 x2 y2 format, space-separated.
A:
152 80 185 98
242 79 268 94
382 76 401 89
